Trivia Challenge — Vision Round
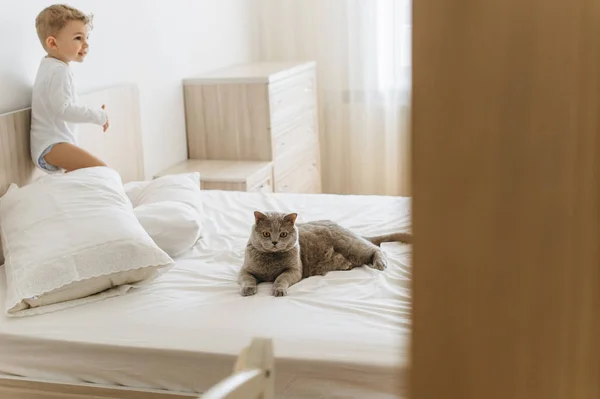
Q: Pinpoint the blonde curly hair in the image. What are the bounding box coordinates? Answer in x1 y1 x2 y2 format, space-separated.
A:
35 4 93 50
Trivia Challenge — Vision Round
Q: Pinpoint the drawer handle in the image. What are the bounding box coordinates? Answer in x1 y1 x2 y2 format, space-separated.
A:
254 181 271 192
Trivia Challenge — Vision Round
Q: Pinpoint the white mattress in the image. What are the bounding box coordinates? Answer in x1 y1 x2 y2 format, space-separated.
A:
0 190 412 399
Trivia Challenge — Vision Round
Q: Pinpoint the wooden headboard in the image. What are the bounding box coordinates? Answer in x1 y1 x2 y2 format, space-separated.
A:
0 84 145 196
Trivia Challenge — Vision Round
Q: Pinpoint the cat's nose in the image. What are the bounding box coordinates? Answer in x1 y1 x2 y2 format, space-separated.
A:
271 241 278 246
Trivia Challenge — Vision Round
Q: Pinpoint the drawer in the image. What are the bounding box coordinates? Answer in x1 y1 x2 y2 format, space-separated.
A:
274 147 319 188
269 70 316 128
274 156 321 194
273 144 319 184
245 163 273 188
272 116 317 161
248 175 274 193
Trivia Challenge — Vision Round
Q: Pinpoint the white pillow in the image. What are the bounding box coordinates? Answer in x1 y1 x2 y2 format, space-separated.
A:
124 173 203 256
134 201 202 257
125 172 202 214
123 180 149 205
0 167 175 317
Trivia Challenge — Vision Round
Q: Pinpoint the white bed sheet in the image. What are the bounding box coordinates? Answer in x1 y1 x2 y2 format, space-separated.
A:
0 190 412 399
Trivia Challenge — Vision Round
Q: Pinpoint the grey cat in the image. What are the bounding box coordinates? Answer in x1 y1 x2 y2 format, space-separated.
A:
238 211 412 297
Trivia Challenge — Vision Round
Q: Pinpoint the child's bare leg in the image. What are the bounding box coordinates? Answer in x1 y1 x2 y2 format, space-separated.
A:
43 143 106 172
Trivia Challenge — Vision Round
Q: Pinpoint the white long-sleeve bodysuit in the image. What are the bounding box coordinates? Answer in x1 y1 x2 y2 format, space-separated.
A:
30 57 107 171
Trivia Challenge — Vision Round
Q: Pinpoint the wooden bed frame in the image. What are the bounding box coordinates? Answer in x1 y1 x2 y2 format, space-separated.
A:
0 84 276 399
0 337 274 399
0 83 145 195
202 338 274 399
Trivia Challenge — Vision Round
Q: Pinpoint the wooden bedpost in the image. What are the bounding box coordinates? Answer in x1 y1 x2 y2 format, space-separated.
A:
201 337 274 399
411 0 600 399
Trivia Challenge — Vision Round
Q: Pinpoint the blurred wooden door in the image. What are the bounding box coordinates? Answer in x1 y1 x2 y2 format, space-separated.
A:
410 1 599 398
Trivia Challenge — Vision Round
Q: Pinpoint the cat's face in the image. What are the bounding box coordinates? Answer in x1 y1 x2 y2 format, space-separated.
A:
251 211 298 252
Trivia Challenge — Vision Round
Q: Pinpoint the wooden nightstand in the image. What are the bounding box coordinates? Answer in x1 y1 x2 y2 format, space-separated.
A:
154 160 273 193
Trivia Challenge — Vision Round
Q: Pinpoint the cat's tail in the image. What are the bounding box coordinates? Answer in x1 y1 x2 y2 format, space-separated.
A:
364 232 412 246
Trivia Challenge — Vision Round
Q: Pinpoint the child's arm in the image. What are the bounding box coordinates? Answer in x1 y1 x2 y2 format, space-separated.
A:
47 71 107 126
58 98 106 126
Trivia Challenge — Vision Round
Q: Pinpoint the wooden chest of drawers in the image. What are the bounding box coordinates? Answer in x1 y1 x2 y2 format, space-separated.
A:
182 61 322 194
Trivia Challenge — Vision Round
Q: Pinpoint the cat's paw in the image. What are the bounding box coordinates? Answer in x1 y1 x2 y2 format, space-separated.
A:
272 285 288 297
241 285 258 296
370 258 388 271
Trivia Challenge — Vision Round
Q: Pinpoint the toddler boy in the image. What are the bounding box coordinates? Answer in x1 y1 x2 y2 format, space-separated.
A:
31 4 109 173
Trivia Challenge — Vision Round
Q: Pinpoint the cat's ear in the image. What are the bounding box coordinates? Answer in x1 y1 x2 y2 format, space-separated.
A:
254 211 267 223
284 213 298 225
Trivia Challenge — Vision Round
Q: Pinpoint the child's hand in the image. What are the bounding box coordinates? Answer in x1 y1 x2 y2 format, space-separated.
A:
101 104 110 132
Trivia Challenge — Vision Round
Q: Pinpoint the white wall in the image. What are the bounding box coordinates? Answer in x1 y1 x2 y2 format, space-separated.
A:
0 0 258 178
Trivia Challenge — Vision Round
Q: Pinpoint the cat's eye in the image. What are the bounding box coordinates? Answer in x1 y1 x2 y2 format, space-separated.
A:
280 232 288 238
262 232 271 237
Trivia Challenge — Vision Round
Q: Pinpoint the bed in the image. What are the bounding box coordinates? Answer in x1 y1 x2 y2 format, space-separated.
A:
0 84 412 399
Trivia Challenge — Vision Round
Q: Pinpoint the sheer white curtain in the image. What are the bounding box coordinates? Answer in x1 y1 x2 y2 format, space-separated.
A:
255 0 412 196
